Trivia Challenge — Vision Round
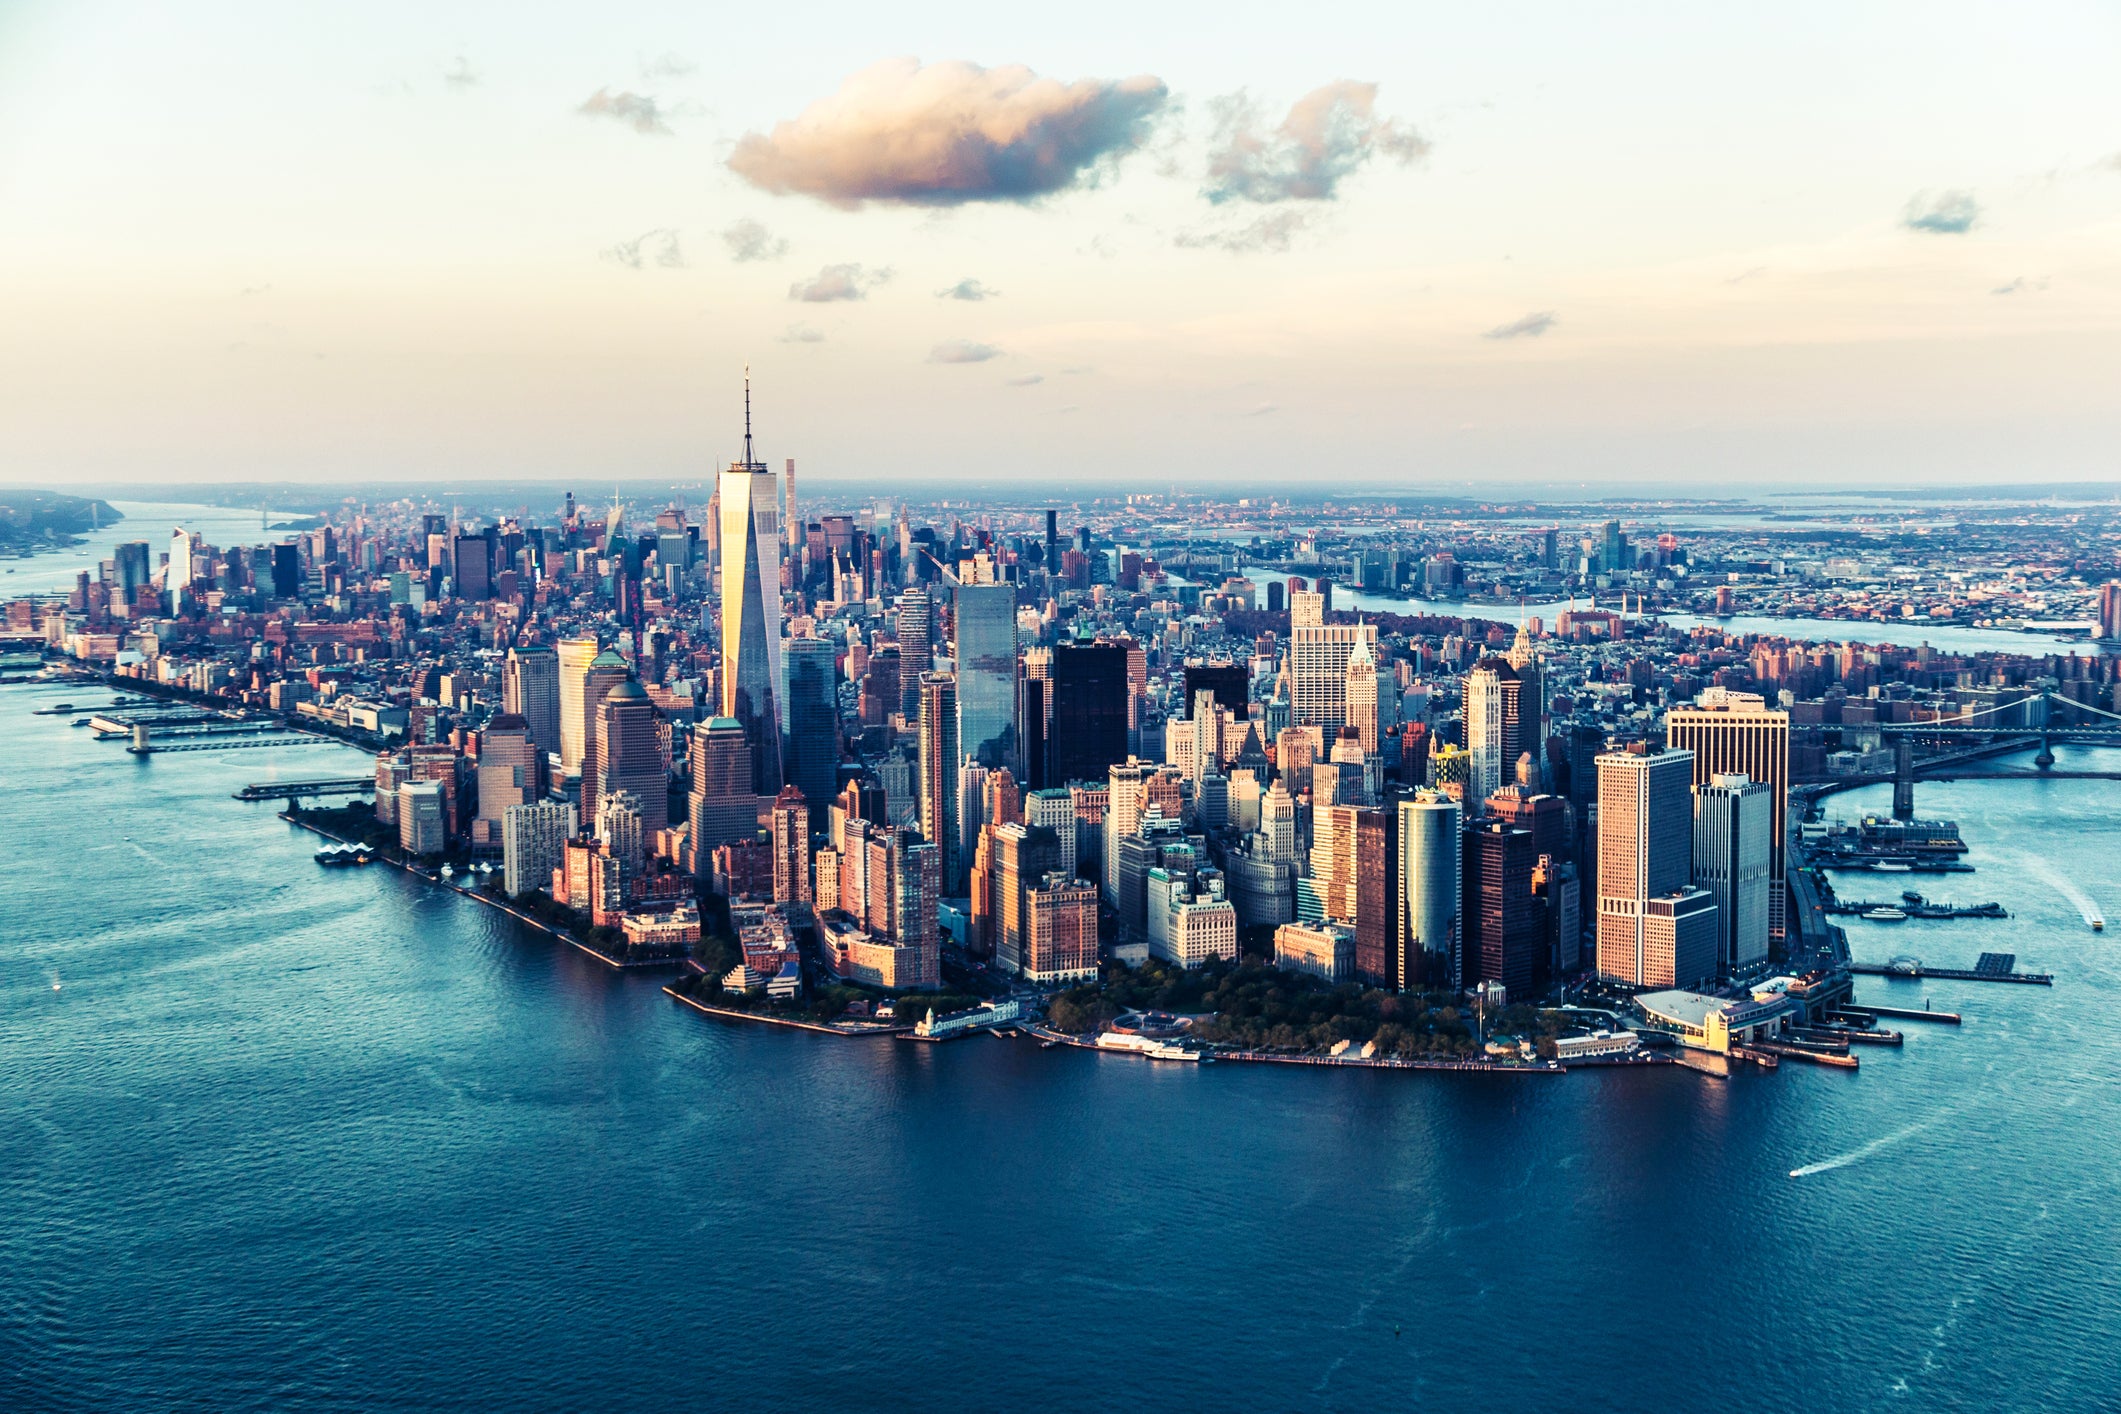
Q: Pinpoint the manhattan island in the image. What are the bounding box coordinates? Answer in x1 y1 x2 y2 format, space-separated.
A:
22 385 2117 1077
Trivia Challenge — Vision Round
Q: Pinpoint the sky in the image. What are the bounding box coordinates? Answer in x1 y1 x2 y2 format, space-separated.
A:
2 0 2119 491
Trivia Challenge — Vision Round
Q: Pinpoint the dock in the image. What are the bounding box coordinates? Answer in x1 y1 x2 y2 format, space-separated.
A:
235 777 375 801
1848 951 2051 985
1855 1003 1963 1025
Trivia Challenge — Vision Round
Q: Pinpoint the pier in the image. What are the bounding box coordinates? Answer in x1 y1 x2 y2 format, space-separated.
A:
1847 952 2052 985
1852 1003 1964 1025
235 777 375 801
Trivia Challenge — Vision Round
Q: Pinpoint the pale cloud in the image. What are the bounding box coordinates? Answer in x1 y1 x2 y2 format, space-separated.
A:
442 55 478 90
722 218 789 263
788 263 890 301
578 89 672 136
1484 311 1556 340
1902 189 1979 234
602 229 684 270
1991 276 2048 295
1244 403 1278 417
639 52 695 80
1203 81 1426 204
938 277 998 301
1006 374 1044 386
1175 208 1314 253
781 324 825 343
929 339 1003 363
728 58 1169 207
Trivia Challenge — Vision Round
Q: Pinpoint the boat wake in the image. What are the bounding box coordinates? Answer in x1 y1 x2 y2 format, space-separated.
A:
1789 1116 1941 1178
2020 851 2104 929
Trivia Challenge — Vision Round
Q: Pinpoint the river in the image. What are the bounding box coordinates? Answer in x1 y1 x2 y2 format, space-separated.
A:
1 690 2117 1411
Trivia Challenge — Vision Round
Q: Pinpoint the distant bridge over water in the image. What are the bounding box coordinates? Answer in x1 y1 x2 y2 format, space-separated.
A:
1880 690 2121 817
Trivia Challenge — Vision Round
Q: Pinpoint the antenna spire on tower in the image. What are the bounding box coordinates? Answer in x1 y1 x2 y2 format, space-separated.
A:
743 363 755 467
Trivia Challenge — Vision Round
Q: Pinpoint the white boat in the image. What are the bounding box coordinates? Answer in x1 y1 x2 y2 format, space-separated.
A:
1862 907 1908 921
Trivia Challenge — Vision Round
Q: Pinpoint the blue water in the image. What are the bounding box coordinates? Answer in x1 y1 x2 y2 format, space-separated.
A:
3 689 2118 1411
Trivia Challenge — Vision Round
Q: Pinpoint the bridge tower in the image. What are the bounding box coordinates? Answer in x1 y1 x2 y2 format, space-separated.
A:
2032 692 2056 769
1892 736 1915 820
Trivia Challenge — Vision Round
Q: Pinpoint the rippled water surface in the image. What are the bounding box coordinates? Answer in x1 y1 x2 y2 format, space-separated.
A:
3 689 2118 1412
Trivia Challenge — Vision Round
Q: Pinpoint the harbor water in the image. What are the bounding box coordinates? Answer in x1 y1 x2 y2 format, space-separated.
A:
2 690 2118 1411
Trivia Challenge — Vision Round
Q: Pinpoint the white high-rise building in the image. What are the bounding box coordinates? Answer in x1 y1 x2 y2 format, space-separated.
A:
1288 618 1377 741
556 637 600 775
718 379 784 796
1463 657 1522 808
504 800 577 897
1693 772 1772 978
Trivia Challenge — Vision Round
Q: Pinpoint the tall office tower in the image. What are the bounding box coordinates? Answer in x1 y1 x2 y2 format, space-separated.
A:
1354 806 1400 986
1259 778 1299 861
593 680 668 835
1485 786 1569 859
689 717 761 856
917 673 961 888
474 714 539 851
956 582 1018 772
556 637 601 775
1045 509 1060 575
1184 661 1250 720
166 528 197 612
2102 581 2121 641
1601 519 1624 573
783 458 798 560
1462 819 1538 998
1307 804 1361 924
596 791 646 886
1596 746 1715 988
504 647 561 760
1693 772 1772 978
1541 527 1559 569
895 587 934 720
1023 786 1077 876
1463 656 1522 806
1021 646 1053 786
1023 871 1099 983
503 801 577 897
719 377 784 796
577 650 632 819
782 636 839 828
453 534 491 600
1397 791 1462 992
1049 641 1131 787
1344 635 1381 755
1506 624 1543 762
1288 613 1377 740
1664 688 1790 941
115 541 151 598
990 822 1062 975
771 785 811 903
957 758 989 886
1102 759 1150 907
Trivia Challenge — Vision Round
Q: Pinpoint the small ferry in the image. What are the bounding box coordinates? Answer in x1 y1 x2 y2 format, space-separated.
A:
1862 907 1908 922
2094 919 2106 933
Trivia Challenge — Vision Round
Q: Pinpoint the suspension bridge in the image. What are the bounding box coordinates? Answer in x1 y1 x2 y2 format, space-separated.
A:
1880 689 2121 818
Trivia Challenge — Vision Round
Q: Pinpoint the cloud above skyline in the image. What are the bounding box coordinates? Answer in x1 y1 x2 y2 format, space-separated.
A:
601 229 684 269
1175 209 1314 253
728 58 1169 207
929 339 1003 363
1484 311 1556 339
722 218 789 262
1903 189 1980 234
578 89 672 135
1203 81 1427 204
781 323 825 343
938 277 997 301
788 263 890 301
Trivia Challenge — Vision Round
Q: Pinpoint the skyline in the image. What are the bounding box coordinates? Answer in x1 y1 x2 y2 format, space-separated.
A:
3 2 2120 486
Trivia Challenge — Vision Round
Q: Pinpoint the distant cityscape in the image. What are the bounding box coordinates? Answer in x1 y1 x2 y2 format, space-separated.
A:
11 390 2121 1070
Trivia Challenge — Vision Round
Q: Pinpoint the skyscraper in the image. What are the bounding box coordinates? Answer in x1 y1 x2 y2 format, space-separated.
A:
917 673 960 890
1693 772 1772 978
503 801 577 898
556 636 600 776
956 582 1019 773
1288 608 1377 740
1344 635 1381 755
1048 641 1130 787
1354 806 1399 987
1665 688 1790 940
689 717 763 855
771 785 811 903
1463 656 1522 806
1462 818 1538 998
453 534 491 601
1596 746 1714 989
719 375 783 797
504 647 561 760
576 649 631 820
1397 791 1462 991
474 714 539 852
594 679 667 836
782 636 839 828
895 587 934 721
2101 581 2121 642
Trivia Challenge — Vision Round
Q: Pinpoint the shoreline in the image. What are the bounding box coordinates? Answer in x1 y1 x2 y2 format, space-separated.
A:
281 812 678 972
663 985 911 1037
1017 1021 1573 1075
